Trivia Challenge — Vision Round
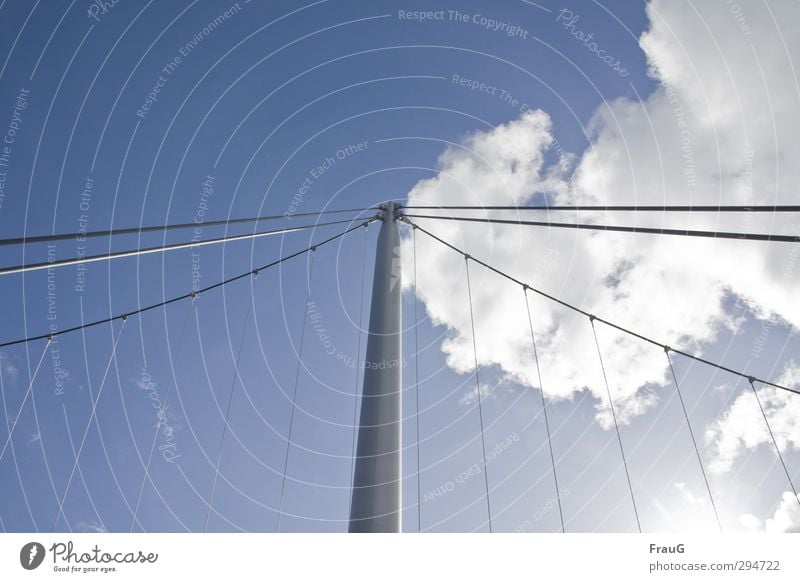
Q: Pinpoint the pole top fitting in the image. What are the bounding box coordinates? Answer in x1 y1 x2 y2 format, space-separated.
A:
376 203 389 222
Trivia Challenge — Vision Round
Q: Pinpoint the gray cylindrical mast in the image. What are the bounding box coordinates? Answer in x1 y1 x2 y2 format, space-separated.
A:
349 202 402 532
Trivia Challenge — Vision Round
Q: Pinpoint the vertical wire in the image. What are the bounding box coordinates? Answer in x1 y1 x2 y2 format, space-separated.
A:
52 318 127 531
203 293 254 532
130 298 195 531
748 378 800 509
412 226 423 532
666 349 723 532
347 227 368 524
276 251 316 532
0 338 50 463
464 256 493 532
523 288 565 533
589 317 641 533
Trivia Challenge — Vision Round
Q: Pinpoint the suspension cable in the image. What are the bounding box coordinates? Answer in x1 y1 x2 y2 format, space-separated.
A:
52 317 128 531
523 287 565 533
204 295 254 532
0 217 361 277
412 226 423 532
399 219 800 397
0 338 50 463
665 348 722 532
347 226 369 525
129 299 195 532
464 255 493 532
0 207 374 248
276 251 316 532
401 204 800 213
0 219 378 350
748 378 800 510
402 214 800 244
590 317 642 533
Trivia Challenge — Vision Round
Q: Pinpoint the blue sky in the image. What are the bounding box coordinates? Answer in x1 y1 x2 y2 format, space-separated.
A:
0 0 798 533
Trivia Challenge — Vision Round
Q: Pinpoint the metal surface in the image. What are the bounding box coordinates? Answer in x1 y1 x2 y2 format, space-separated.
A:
349 202 403 532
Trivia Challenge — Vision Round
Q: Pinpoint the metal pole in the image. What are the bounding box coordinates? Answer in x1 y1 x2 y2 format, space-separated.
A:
349 202 402 532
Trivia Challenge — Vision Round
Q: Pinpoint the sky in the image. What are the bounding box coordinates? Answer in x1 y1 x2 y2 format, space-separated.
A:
0 0 798 533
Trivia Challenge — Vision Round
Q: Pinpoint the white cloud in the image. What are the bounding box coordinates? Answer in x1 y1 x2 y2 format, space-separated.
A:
705 361 800 474
737 492 800 533
712 383 732 398
737 512 761 532
765 492 800 533
26 432 41 447
0 351 19 382
458 381 505 407
674 481 702 506
404 0 800 428
75 520 107 533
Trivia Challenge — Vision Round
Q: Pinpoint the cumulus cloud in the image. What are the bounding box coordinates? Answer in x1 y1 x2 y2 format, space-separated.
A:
404 0 800 428
705 361 800 474
738 492 800 533
765 492 800 533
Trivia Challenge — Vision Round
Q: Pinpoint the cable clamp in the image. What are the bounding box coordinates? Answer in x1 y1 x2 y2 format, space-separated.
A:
252 269 260 277
464 253 470 261
47 332 54 341
747 376 756 385
664 345 671 353
310 245 317 252
522 283 529 291
588 314 596 322
121 314 128 322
